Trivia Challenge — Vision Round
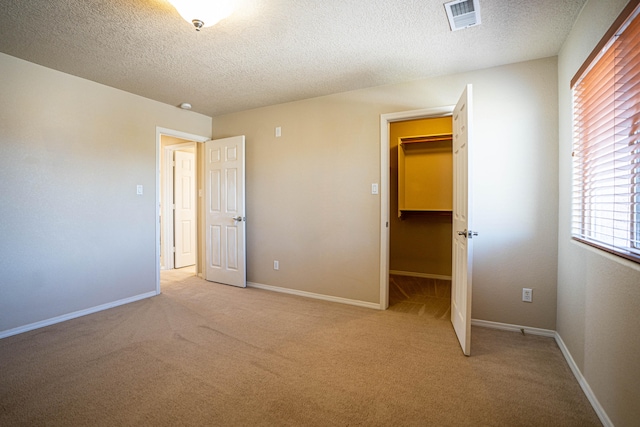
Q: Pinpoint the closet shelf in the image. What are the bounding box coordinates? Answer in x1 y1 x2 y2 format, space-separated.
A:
399 133 452 146
400 209 452 213
399 209 452 218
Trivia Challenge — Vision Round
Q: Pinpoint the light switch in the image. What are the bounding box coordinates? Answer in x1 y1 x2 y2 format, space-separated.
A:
275 126 281 137
136 185 143 195
371 183 379 195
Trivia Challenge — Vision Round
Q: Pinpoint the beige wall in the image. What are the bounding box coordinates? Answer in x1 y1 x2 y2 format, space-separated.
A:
212 56 559 328
557 1 640 425
0 53 211 334
390 118 452 277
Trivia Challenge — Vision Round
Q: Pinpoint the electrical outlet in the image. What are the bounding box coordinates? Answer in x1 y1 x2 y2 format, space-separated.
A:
273 260 279 270
522 288 532 303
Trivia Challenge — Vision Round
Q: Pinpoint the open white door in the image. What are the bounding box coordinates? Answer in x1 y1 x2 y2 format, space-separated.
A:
451 84 475 356
205 136 246 287
174 150 196 268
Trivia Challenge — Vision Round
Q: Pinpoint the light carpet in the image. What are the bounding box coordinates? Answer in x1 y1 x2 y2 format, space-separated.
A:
0 270 601 426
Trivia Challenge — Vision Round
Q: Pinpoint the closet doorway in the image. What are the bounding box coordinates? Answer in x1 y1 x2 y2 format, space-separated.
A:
388 116 453 317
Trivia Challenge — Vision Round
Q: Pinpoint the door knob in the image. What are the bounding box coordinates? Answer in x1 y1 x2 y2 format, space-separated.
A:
457 229 478 239
232 216 244 222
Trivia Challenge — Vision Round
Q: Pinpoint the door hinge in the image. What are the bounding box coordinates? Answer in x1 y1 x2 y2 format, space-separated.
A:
172 204 176 210
172 247 176 253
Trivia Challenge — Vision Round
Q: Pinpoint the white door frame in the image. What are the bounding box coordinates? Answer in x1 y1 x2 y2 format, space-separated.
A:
162 142 196 271
379 106 454 309
156 127 210 295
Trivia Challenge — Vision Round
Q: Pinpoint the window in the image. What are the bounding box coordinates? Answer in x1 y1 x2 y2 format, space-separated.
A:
571 0 640 263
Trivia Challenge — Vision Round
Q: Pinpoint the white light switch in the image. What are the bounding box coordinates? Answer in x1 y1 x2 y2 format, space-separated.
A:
136 185 143 195
275 126 281 137
371 183 379 195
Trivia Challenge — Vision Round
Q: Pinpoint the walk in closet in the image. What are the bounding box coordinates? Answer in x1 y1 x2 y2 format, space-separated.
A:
389 117 453 314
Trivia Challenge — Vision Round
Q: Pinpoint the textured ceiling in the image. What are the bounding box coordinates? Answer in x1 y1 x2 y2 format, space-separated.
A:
0 0 587 117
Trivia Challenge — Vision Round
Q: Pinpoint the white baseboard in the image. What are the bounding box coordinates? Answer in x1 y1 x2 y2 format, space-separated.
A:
389 270 452 281
0 291 157 340
247 282 381 310
471 319 555 337
472 318 612 427
554 333 613 427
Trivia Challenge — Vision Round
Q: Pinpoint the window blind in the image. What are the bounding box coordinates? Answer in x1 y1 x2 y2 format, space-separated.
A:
571 1 640 263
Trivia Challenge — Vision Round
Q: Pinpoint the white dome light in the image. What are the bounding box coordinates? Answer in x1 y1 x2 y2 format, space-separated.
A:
167 0 235 31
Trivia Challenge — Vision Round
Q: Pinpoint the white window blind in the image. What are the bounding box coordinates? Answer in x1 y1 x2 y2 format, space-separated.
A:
571 1 640 263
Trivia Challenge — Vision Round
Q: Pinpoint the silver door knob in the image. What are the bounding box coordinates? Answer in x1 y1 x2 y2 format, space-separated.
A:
232 216 244 222
457 229 478 239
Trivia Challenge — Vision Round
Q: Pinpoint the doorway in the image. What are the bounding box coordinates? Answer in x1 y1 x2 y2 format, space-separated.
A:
388 116 453 316
155 127 210 294
379 106 454 309
161 139 196 271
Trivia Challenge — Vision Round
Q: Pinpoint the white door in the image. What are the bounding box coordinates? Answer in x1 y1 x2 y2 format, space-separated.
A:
174 150 196 268
205 136 246 287
451 84 475 356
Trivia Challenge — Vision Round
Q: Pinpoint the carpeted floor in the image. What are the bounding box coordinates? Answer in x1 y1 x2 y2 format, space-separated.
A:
0 269 601 426
389 274 451 319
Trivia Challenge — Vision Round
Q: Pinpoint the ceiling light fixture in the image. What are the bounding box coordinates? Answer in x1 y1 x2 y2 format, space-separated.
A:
167 0 235 31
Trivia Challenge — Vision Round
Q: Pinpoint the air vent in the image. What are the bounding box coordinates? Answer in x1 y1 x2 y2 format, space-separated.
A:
444 0 481 31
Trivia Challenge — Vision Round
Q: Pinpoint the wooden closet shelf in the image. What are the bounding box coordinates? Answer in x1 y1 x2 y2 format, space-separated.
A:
400 134 453 145
399 209 453 217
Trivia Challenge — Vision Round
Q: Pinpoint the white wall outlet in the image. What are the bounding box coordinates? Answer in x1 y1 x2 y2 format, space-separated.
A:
273 260 279 270
371 183 379 195
275 126 281 137
136 185 143 195
522 288 532 303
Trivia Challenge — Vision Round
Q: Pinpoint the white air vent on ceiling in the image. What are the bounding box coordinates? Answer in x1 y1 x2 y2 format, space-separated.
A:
444 0 481 31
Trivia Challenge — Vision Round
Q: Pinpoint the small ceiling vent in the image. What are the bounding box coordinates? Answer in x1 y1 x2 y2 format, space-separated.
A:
444 0 481 31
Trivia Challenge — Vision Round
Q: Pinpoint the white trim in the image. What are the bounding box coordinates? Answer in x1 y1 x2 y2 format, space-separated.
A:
554 333 613 427
471 319 612 427
379 116 390 310
379 106 455 310
389 270 452 281
471 318 555 337
0 291 157 340
156 127 210 144
247 282 381 310
155 127 210 295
